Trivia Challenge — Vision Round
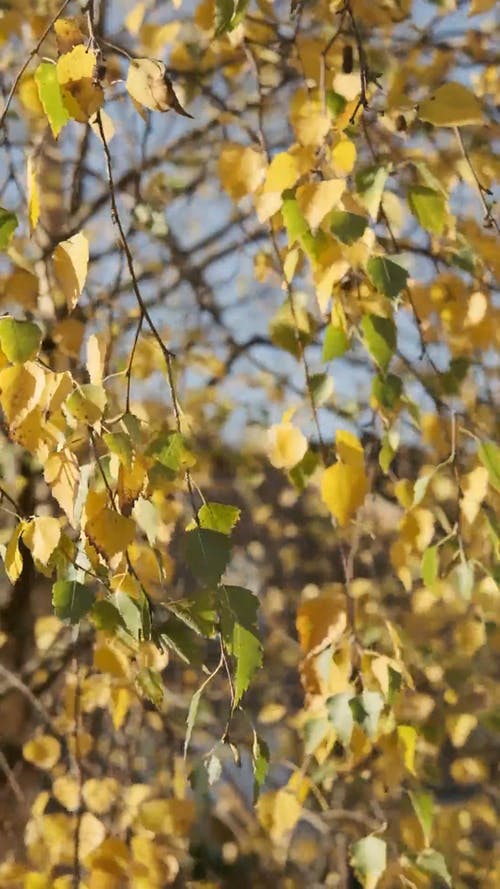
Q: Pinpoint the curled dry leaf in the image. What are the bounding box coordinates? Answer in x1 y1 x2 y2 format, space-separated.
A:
126 58 193 117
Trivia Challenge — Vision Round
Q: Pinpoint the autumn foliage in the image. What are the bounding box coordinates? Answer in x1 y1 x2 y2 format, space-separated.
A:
0 1 498 888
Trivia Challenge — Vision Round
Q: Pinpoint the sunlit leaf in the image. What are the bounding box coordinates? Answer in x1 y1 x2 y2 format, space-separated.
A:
0 317 42 363
350 835 387 889
0 207 18 249
35 61 69 137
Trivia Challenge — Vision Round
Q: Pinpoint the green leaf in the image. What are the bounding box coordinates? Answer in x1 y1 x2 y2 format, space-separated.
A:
91 599 125 632
327 692 354 745
0 317 42 363
379 429 399 473
416 849 451 886
303 717 329 754
323 324 350 360
218 585 262 706
206 751 223 785
114 591 143 639
167 590 217 638
421 545 439 588
35 61 69 138
66 384 107 425
147 431 195 475
355 165 389 219
350 835 387 889
0 207 18 249
103 432 133 467
185 528 231 586
289 449 320 492
325 90 347 117
372 373 402 410
52 580 95 624
478 441 500 492
409 790 434 846
408 186 446 235
198 502 241 535
367 256 408 299
309 372 334 407
350 690 384 739
155 617 202 665
361 314 396 370
252 731 270 800
282 191 308 243
214 0 249 35
329 210 368 244
136 667 163 707
184 685 203 756
449 559 474 599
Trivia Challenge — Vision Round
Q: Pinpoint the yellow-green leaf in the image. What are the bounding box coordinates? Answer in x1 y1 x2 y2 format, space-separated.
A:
418 82 483 127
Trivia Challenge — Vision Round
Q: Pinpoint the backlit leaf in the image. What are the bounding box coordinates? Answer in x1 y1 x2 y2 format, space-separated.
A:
350 836 387 889
0 207 18 249
35 61 69 137
416 849 451 886
408 186 446 235
361 314 396 370
218 585 262 706
53 232 89 311
321 461 368 526
478 441 500 492
0 317 42 363
268 422 308 469
418 82 483 127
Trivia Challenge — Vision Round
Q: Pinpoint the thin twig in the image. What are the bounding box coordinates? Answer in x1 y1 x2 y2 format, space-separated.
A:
454 126 499 234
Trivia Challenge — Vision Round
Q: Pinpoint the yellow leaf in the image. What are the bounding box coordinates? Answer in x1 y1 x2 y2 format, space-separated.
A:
446 713 477 748
257 789 302 842
450 756 488 784
218 143 266 200
23 516 61 566
418 82 483 127
125 1 146 35
397 724 417 775
86 508 136 559
295 179 345 230
57 46 104 122
94 641 130 679
335 429 365 468
83 778 119 815
78 812 106 861
331 137 356 175
0 363 46 428
86 333 108 385
112 688 131 730
23 735 61 770
453 614 485 657
89 108 115 143
263 152 300 193
35 615 62 652
53 231 89 311
4 522 25 583
460 465 489 524
44 450 80 527
27 154 40 230
126 57 164 110
267 421 307 469
137 798 195 837
290 89 330 146
54 18 85 54
296 595 347 656
53 775 80 812
321 462 368 525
